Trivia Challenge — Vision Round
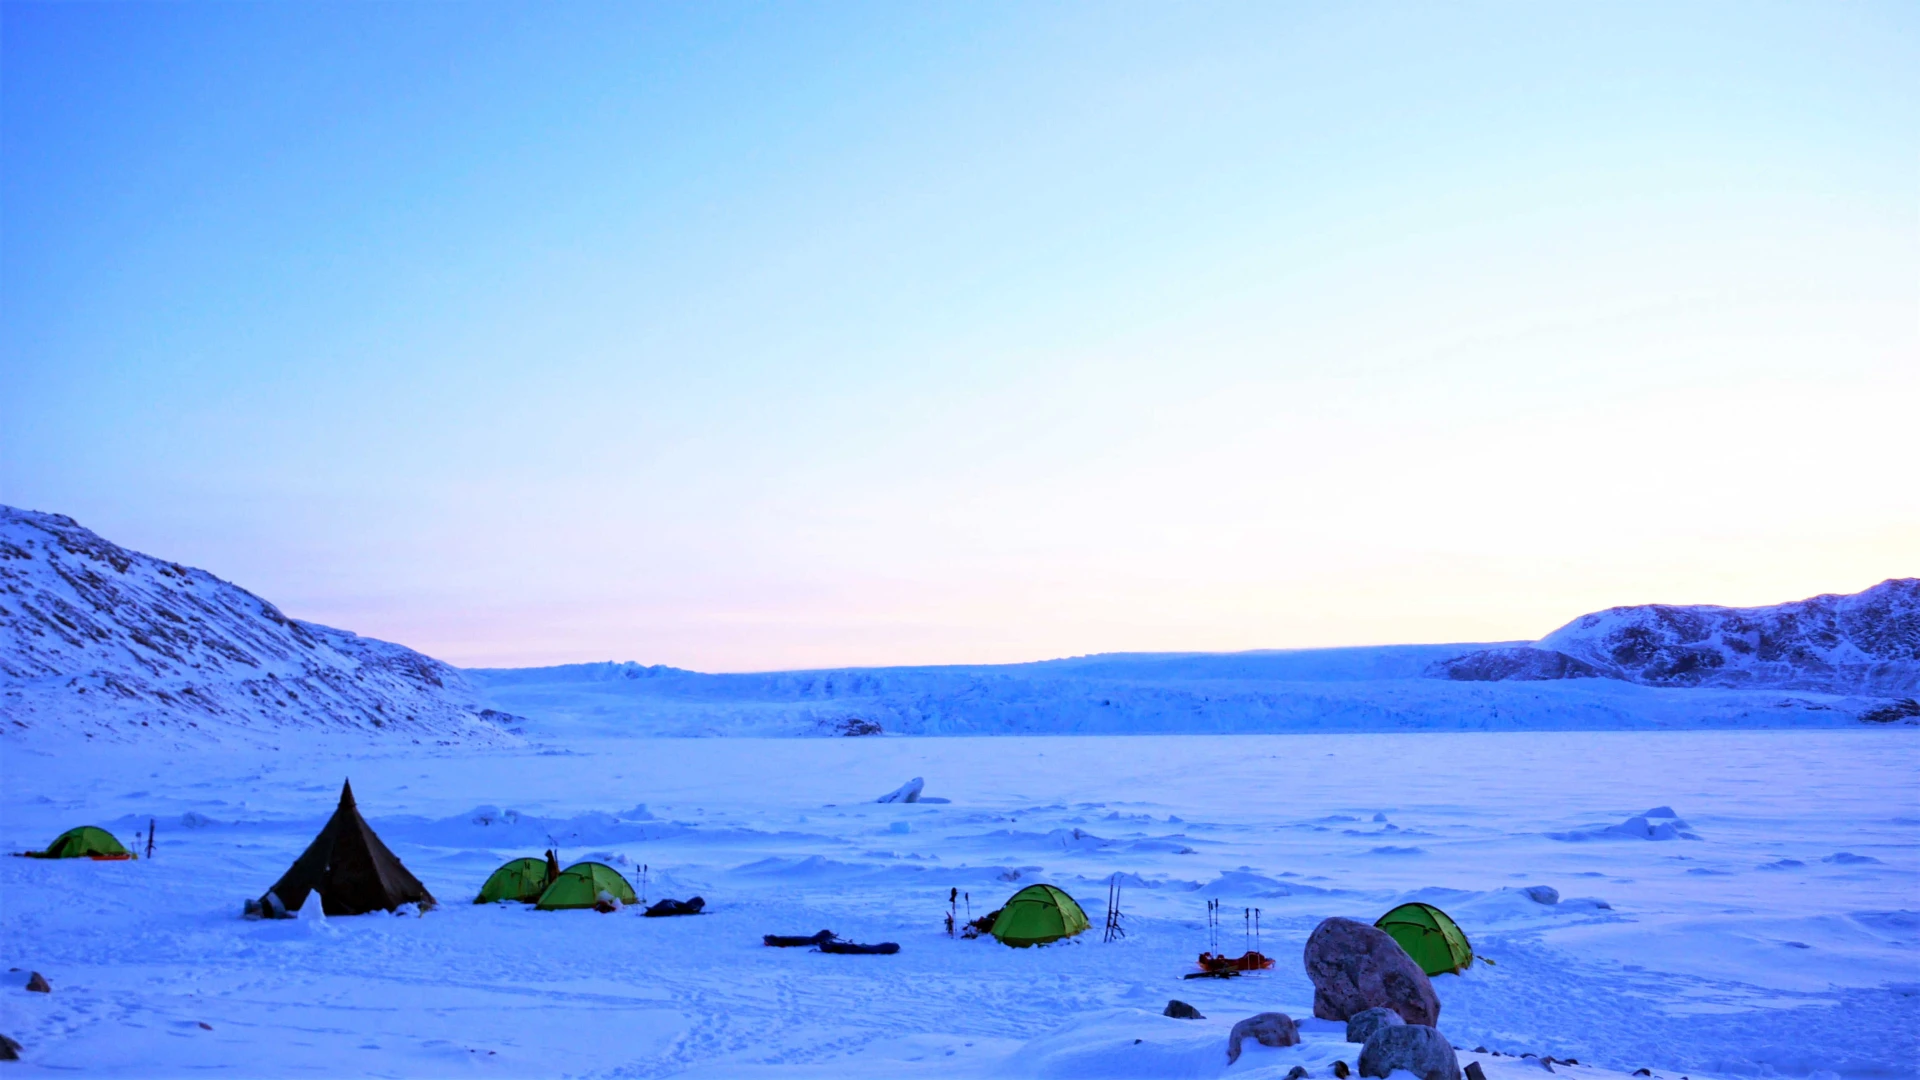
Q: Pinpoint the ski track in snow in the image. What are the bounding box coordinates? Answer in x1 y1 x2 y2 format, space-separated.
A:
1 731 1916 1079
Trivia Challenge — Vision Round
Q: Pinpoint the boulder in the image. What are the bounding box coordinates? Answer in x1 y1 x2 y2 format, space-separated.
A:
1226 1012 1299 1063
1523 886 1560 904
1304 917 1441 1026
1163 999 1204 1019
24 973 49 994
1346 1006 1405 1043
0 1034 21 1060
1358 1024 1461 1080
1465 1063 1487 1080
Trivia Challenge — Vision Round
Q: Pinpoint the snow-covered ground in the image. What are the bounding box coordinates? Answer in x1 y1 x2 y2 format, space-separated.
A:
3 730 1915 1078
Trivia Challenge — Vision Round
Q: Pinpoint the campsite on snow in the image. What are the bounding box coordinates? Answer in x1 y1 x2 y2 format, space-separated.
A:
1 507 1916 1078
7 3 1914 1076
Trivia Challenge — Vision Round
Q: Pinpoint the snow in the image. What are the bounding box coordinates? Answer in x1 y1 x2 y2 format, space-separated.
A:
0 507 507 746
4 508 1917 1075
1529 580 1919 695
3 730 1915 1078
463 653 1891 739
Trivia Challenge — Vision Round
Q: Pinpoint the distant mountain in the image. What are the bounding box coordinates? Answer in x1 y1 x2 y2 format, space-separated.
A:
1429 580 1919 696
0 506 511 745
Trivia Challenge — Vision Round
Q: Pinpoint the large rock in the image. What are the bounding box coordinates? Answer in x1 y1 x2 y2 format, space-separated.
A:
1358 1024 1460 1080
1346 1006 1405 1043
1225 1012 1299 1063
1304 917 1441 1026
1163 999 1204 1019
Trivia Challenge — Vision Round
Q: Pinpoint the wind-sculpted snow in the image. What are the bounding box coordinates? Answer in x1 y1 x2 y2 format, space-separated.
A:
0 506 511 745
1428 579 1919 700
3 732 1915 1077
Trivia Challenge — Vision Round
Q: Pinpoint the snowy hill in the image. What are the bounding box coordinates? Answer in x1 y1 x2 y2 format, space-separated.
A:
1430 580 1920 696
0 506 510 745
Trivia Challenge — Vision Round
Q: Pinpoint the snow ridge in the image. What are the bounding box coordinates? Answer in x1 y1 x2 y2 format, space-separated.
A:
0 506 509 745
1429 579 1919 695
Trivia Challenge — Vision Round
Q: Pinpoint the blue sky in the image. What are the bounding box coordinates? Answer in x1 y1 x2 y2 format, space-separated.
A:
4 3 1915 670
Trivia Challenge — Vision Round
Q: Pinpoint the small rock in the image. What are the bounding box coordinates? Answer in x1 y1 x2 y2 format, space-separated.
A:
1227 1012 1300 1063
1334 1062 1351 1079
1473 1047 1488 1053
1523 886 1560 904
1288 1068 1310 1080
197 1022 212 1031
1163 999 1204 1019
1633 1071 1651 1077
1346 1006 1404 1044
1359 1024 1462 1080
0 1034 20 1061
24 973 49 994
1304 917 1442 1025
1464 1064 1487 1080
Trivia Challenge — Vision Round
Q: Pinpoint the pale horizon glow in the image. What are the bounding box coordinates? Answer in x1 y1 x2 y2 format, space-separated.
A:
3 3 1915 672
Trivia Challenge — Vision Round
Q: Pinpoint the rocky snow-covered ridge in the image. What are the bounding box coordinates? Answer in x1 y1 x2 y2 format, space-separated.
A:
0 506 513 745
1429 579 1920 698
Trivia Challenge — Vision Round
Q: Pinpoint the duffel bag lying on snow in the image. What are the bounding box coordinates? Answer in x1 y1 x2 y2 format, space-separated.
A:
765 930 836 947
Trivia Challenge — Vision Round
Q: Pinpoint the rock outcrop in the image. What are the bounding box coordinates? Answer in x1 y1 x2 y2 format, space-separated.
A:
0 506 511 744
1428 578 1919 698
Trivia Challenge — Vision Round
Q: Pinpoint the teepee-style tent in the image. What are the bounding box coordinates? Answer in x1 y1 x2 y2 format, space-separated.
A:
254 780 435 917
476 852 561 904
989 884 1090 947
535 861 638 910
22 826 133 860
1375 902 1474 975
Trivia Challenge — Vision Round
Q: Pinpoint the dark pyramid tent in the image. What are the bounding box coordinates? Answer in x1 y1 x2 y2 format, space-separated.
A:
1375 902 1473 975
535 861 638 910
476 852 560 904
27 826 132 860
257 780 435 917
989 884 1090 947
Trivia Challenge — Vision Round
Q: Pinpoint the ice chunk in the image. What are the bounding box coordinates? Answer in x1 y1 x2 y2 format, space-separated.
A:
876 777 924 804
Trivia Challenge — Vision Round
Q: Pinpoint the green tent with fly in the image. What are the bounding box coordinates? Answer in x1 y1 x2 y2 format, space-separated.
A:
23 826 133 860
476 852 561 904
990 884 1089 947
1375 902 1473 975
535 861 638 910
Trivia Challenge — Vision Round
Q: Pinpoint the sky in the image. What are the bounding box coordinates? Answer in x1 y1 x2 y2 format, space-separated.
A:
3 2 1916 672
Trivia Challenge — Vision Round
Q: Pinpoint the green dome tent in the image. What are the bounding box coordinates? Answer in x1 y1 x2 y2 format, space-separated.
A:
1375 902 1473 975
29 826 132 860
989 884 1090 947
475 854 559 904
535 861 638 910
